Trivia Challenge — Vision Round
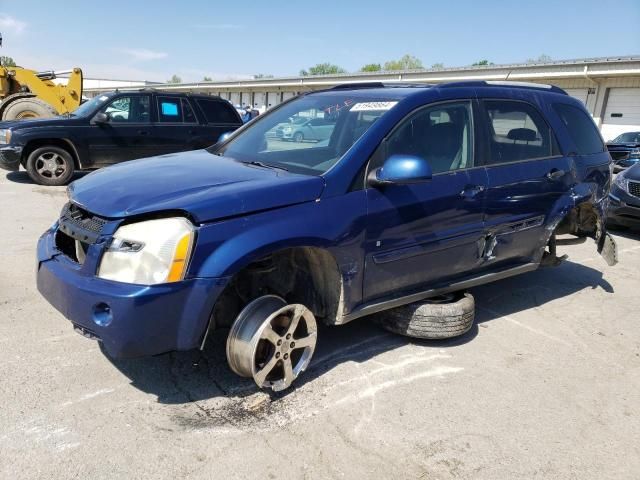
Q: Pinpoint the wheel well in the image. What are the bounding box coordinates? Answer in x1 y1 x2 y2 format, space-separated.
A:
554 202 601 238
22 139 80 169
209 247 345 333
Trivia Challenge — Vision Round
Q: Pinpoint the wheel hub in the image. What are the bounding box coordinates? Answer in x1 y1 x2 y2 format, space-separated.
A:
226 295 318 391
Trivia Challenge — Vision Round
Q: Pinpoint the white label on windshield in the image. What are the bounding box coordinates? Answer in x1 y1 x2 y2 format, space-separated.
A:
99 95 109 102
350 101 398 112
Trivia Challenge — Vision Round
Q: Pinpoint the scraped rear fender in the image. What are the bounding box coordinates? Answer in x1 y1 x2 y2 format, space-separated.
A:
542 184 617 266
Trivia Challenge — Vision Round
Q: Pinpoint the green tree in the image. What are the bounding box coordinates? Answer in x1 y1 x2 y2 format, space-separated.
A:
0 56 16 67
431 62 444 69
299 63 347 76
360 63 381 72
472 60 494 66
383 54 424 71
202 76 212 81
167 74 182 84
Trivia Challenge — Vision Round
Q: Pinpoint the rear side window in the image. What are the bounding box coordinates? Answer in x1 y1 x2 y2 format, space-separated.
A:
553 103 604 155
196 99 240 124
181 99 197 123
157 97 183 123
483 100 557 164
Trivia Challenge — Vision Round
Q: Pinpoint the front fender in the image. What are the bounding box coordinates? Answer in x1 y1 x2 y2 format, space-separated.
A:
189 191 368 308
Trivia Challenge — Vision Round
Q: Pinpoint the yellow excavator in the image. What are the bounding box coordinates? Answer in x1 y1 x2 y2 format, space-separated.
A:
0 32 83 121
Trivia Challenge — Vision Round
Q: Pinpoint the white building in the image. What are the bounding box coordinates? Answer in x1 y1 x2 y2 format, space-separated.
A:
84 56 640 141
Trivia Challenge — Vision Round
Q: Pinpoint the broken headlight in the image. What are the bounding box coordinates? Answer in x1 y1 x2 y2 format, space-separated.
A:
613 171 628 192
97 217 195 285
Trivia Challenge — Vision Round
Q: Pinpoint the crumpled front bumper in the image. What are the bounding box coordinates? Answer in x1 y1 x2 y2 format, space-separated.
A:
36 226 229 358
0 145 22 171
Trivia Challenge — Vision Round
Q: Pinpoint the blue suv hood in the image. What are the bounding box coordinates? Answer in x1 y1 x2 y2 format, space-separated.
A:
68 150 325 222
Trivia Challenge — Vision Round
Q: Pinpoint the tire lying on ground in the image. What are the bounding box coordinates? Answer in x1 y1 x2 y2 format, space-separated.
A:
376 292 475 339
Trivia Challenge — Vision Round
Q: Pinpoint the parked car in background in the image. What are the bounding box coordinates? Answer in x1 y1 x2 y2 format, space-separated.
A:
606 131 640 172
0 90 242 185
37 81 616 392
608 162 640 229
275 115 336 142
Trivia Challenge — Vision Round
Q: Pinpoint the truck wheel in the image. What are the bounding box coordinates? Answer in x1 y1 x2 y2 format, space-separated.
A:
26 146 75 186
376 292 475 339
226 295 318 391
2 98 57 120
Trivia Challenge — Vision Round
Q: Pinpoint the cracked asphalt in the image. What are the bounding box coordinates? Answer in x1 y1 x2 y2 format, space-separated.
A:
1 170 639 479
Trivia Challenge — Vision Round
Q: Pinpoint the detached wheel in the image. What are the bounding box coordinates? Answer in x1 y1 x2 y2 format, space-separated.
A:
2 98 56 120
226 295 317 391
26 146 75 186
377 292 475 339
293 132 304 143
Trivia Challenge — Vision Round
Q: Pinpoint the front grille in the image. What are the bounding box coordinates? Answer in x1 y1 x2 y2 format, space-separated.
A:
60 203 107 234
629 181 640 198
610 151 630 161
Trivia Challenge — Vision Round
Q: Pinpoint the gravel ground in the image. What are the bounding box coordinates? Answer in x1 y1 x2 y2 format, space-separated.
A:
1 170 639 479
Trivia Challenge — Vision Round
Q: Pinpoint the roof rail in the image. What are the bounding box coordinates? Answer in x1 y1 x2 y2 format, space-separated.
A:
438 80 568 95
331 82 386 90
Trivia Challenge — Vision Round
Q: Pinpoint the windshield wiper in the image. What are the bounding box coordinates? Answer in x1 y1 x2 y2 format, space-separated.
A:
243 160 288 171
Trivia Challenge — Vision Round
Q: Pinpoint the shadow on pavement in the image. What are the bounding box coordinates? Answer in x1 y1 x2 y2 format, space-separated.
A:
5 170 89 184
106 259 613 404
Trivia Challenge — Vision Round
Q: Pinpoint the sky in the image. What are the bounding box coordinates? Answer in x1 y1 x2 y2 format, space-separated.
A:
0 0 638 83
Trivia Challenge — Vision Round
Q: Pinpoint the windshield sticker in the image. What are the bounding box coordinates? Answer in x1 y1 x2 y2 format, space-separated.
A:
350 101 398 112
99 95 109 102
323 99 354 115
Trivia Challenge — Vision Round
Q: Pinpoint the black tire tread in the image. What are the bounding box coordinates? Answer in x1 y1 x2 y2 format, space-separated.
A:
377 292 475 339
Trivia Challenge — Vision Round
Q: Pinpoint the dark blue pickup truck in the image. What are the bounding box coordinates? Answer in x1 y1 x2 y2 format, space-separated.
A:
36 81 617 391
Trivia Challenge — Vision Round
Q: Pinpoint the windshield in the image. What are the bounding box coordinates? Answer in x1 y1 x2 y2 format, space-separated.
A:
71 94 114 117
612 132 640 143
215 92 400 175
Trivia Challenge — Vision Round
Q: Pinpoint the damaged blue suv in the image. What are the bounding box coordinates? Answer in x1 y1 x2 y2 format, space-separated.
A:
37 81 617 391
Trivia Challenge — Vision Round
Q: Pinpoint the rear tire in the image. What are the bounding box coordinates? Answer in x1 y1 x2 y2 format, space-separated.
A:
26 146 75 186
2 98 57 120
376 292 475 339
293 132 304 143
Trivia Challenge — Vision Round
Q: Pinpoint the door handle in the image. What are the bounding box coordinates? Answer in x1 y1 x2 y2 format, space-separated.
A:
460 185 486 199
546 168 565 181
137 130 149 136
188 130 196 135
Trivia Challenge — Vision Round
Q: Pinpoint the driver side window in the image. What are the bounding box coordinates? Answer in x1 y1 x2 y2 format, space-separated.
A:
385 101 473 174
103 96 150 123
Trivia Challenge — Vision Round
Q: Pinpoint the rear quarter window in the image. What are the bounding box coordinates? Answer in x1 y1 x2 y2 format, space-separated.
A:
553 103 604 155
196 99 241 124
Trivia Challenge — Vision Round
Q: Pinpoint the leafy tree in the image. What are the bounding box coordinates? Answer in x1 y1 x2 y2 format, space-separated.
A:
167 74 182 84
383 54 424 71
0 56 16 67
526 54 552 64
472 59 494 66
299 63 347 76
360 63 382 72
202 76 212 81
253 73 274 79
431 62 444 69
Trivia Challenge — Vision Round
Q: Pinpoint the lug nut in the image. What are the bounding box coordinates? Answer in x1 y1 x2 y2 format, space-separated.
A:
286 334 291 340
277 339 282 346
283 353 289 360
275 352 280 359
290 342 295 348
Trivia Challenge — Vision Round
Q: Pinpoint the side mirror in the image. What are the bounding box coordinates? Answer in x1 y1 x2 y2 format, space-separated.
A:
368 154 432 187
93 112 109 124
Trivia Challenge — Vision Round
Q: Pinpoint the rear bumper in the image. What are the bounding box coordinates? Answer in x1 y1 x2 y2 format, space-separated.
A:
0 145 22 171
36 228 229 358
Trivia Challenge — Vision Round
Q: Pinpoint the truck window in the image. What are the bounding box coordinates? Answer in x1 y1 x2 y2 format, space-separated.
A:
196 99 240 124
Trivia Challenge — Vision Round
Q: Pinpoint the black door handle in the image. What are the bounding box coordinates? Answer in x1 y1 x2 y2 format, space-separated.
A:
137 130 149 136
460 185 486 199
188 130 196 135
546 169 565 180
